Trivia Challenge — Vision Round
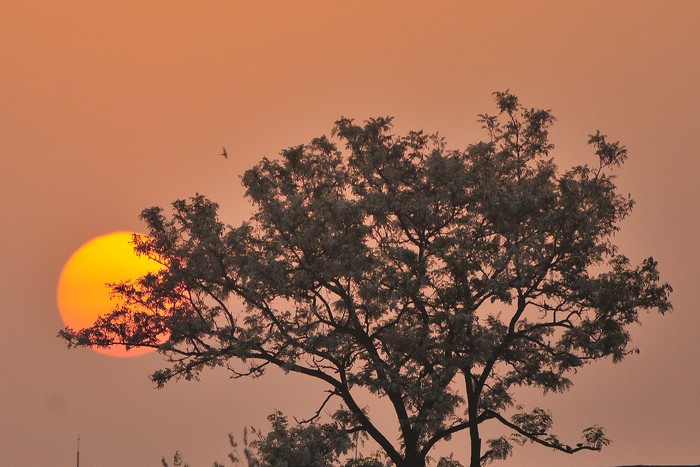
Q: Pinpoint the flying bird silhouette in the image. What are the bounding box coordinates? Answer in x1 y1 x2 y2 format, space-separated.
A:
220 147 228 158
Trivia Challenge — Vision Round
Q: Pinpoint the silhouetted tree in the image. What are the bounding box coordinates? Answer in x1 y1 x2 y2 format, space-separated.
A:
60 92 671 466
244 411 352 466
163 411 392 467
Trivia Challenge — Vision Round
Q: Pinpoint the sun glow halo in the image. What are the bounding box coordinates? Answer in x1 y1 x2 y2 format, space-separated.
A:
57 231 163 358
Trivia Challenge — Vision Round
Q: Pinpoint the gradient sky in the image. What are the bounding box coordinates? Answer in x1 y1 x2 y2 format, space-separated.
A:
1 2 699 466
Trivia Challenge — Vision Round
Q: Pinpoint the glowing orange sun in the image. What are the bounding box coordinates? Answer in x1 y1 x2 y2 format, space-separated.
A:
57 231 163 358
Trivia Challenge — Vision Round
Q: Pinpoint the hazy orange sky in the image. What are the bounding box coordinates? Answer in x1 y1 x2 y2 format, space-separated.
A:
1 2 698 466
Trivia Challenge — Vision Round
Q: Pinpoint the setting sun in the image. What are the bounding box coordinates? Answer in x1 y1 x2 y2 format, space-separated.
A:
56 231 163 358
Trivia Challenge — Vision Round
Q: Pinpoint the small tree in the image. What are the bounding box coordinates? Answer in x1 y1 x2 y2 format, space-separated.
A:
245 411 352 466
163 412 389 467
60 92 671 466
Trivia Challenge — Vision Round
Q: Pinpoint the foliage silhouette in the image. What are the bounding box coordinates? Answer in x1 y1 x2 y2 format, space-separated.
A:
244 411 353 466
60 91 671 467
163 411 451 467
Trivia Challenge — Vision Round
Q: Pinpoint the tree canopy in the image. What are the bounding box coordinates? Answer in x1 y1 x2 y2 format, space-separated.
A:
60 91 672 467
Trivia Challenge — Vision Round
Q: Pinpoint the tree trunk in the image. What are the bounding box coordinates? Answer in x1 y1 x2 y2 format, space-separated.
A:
469 422 482 467
400 440 426 467
399 457 427 467
465 372 482 467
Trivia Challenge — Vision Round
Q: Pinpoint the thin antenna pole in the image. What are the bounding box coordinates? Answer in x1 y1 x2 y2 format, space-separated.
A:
77 435 80 467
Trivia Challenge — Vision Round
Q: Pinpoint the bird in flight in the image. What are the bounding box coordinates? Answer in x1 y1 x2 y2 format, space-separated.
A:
220 147 228 158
